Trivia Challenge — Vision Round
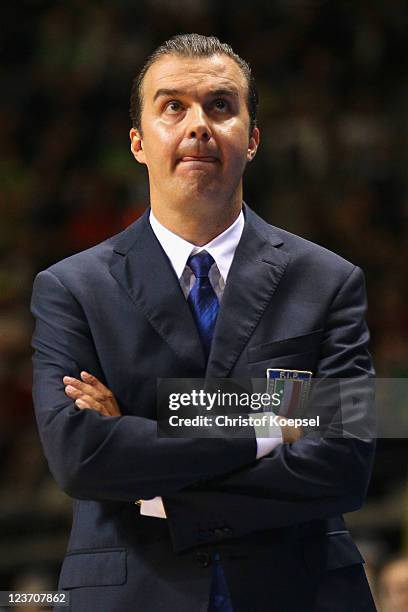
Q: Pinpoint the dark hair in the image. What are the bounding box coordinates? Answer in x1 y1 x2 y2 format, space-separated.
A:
129 33 258 134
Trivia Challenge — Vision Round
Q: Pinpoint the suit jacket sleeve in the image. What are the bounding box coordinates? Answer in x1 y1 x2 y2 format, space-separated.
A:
31 269 257 502
163 265 376 552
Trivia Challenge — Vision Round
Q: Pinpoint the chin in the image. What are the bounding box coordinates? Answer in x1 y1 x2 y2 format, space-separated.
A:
176 174 220 196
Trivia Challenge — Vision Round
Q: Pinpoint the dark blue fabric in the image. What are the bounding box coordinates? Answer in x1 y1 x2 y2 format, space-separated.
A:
208 553 234 612
187 251 219 358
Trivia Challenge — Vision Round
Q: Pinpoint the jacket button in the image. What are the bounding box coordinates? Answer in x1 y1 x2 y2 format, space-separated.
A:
196 551 211 568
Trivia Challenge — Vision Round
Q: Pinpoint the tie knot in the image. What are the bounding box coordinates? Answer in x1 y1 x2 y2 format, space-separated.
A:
187 250 215 278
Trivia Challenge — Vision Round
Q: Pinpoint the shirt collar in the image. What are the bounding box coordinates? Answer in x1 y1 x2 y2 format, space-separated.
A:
149 208 244 281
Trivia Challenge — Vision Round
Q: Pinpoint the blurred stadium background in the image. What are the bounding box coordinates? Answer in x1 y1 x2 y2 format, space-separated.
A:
1 1 407 609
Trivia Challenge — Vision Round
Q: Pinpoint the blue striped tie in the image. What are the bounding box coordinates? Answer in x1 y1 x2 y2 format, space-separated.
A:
187 251 220 359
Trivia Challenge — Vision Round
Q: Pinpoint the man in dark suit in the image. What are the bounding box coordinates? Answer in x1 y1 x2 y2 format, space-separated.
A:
31 34 376 611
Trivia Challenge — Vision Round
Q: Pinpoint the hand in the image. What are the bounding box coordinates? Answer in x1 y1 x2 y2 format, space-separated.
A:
63 371 122 417
280 419 303 443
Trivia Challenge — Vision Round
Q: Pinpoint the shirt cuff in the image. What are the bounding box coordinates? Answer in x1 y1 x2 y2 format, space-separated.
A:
253 413 283 459
140 496 167 519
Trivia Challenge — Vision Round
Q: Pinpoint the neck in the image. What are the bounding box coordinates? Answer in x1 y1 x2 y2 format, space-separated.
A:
150 194 243 246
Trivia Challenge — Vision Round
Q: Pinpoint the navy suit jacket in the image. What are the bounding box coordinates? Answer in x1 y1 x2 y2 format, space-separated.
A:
31 205 376 611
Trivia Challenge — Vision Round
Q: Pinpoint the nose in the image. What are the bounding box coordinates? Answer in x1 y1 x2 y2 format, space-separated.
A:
186 105 211 141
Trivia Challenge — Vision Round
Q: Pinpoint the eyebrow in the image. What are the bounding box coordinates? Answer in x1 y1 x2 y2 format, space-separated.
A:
153 87 239 102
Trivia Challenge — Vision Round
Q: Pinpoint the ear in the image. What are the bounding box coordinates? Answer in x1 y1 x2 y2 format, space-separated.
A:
129 128 146 164
247 126 260 162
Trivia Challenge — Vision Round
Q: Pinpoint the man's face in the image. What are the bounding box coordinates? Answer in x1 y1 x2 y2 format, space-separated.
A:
130 53 259 209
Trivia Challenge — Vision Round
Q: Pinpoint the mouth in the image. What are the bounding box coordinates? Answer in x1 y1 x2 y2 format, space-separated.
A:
178 156 219 163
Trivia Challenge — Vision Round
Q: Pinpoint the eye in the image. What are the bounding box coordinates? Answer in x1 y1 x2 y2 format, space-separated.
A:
165 100 182 113
213 99 229 112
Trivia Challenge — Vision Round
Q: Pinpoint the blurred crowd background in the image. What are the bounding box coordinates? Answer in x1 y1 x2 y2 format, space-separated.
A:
1 1 408 609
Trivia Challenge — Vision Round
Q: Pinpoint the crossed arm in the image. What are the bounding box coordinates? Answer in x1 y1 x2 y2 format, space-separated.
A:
31 266 375 551
62 370 375 551
62 372 300 519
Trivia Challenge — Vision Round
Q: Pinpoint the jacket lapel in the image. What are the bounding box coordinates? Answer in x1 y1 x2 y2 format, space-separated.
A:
109 206 290 378
206 206 290 378
109 210 206 372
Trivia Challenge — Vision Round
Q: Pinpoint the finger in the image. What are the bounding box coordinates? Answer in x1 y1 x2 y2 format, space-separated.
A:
64 375 118 415
80 371 99 386
65 384 95 402
65 386 101 409
65 373 106 394
67 386 115 416
75 397 110 417
64 378 102 401
80 371 112 398
65 384 82 399
63 376 92 393
76 393 105 412
76 402 110 417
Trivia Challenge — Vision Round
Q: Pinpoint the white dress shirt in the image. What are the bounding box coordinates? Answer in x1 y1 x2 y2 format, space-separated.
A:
141 209 282 518
149 208 243 301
